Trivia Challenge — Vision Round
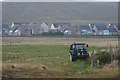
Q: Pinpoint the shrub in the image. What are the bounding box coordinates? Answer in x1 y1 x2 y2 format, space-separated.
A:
42 31 64 36
85 57 91 64
95 51 111 64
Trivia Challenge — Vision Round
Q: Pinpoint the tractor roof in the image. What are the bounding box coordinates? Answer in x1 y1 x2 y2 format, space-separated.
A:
72 43 85 45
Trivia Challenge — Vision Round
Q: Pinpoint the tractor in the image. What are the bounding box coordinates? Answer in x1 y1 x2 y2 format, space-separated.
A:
69 42 89 61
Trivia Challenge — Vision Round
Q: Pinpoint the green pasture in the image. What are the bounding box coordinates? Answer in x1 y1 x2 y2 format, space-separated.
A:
2 45 109 76
2 37 118 78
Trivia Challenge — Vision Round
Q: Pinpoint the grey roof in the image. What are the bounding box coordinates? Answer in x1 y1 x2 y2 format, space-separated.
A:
79 25 90 30
17 24 26 30
2 24 10 29
117 25 120 30
42 22 48 25
90 23 94 25
2 24 9 28
115 24 119 30
11 25 19 32
95 25 108 30
89 24 94 29
94 24 106 26
60 25 71 32
116 25 118 28
0 25 2 30
13 22 28 25
109 25 114 28
53 23 70 28
28 23 41 29
91 25 94 29
69 25 80 33
110 23 118 26
53 23 60 28
59 23 70 27
109 23 119 30
69 24 77 29
108 27 117 32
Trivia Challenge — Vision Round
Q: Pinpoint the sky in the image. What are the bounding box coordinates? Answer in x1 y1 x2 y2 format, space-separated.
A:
0 0 119 2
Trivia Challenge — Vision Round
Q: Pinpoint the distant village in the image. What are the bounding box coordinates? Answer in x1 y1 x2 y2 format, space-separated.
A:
1 22 119 36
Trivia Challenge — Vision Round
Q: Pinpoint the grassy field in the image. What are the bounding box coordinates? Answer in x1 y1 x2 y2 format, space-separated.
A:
2 37 118 78
2 37 118 46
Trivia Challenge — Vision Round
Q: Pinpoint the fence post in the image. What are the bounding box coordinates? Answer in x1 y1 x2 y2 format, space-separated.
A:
110 44 113 62
91 50 95 69
97 60 99 67
114 47 117 60
82 60 84 71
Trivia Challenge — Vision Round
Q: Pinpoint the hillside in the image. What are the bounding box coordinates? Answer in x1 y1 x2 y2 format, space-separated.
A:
2 2 118 25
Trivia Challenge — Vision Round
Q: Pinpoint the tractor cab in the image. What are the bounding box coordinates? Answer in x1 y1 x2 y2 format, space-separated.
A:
69 42 89 61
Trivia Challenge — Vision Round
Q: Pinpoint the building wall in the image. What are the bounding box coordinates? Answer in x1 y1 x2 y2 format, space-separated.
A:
97 30 103 35
50 24 59 30
93 26 97 33
86 30 92 35
41 23 49 32
13 30 20 36
103 30 109 35
11 23 15 28
109 32 118 35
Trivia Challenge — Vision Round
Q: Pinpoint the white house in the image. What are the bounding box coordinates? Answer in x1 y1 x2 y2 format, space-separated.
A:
50 23 60 32
41 23 49 32
50 23 71 32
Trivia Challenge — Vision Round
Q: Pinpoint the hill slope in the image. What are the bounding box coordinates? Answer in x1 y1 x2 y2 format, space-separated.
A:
2 2 118 25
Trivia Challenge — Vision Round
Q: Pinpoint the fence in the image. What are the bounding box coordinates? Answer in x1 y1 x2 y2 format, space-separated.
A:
91 44 118 69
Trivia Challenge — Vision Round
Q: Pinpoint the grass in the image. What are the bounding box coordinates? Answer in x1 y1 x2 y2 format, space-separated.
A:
2 45 107 62
2 37 118 47
2 45 118 78
1 37 118 78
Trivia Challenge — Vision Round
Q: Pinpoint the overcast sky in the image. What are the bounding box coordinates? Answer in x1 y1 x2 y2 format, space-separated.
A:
0 0 119 2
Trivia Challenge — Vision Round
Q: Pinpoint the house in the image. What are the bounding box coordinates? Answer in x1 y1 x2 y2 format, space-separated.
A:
11 22 28 28
64 30 71 35
50 23 70 32
79 25 92 35
8 25 19 36
28 23 44 35
13 24 29 36
2 24 10 35
50 23 60 32
59 24 71 32
27 23 36 35
12 22 46 36
108 27 118 35
108 23 120 34
89 24 97 35
64 25 80 36
93 24 109 35
0 25 2 36
107 25 115 28
114 24 119 32
10 22 30 36
59 25 70 33
109 23 118 26
40 23 49 32
89 24 94 30
108 23 119 30
68 25 81 35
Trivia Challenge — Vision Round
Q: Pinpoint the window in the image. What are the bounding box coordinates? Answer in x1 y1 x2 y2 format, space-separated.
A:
70 44 85 50
76 45 85 49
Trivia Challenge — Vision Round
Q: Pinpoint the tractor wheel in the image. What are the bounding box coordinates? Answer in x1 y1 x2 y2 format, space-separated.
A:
83 53 89 60
70 54 76 62
87 53 89 58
